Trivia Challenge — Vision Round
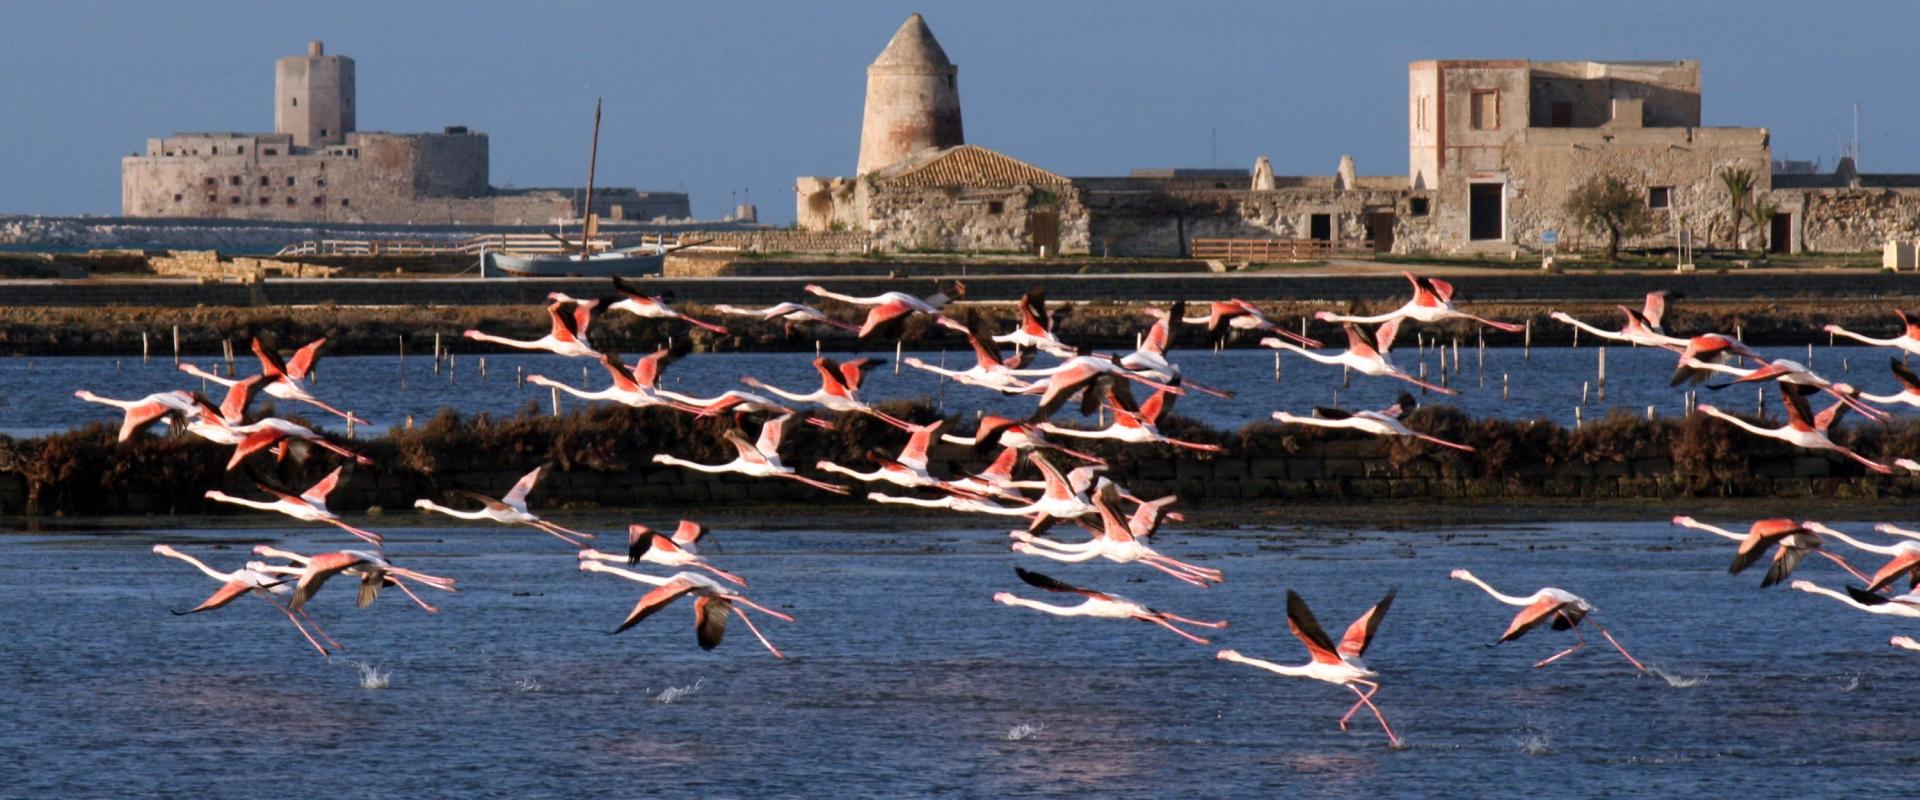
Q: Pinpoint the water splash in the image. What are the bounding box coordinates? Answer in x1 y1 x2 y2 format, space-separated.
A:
654 678 704 704
1839 674 1863 692
1516 733 1551 755
343 659 391 690
1005 722 1046 741
514 676 544 694
1650 666 1705 688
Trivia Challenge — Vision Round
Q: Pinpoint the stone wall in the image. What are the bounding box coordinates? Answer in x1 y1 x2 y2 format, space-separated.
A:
1774 188 1920 253
1083 186 1435 257
864 183 1090 254
147 251 340 280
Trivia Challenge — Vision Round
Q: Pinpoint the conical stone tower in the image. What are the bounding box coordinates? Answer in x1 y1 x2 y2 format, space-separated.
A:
856 13 964 175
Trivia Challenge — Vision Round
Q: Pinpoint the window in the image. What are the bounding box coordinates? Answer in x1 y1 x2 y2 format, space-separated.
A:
206 194 216 203
1415 97 1429 132
315 178 327 187
172 193 183 202
230 175 241 186
263 148 277 156
987 201 1004 214
341 198 350 207
285 197 296 206
236 146 244 155
313 196 324 206
1470 89 1499 130
259 176 269 187
1409 197 1430 217
291 97 298 107
320 128 329 138
1648 186 1672 209
1550 102 1574 128
204 177 217 187
259 197 270 205
230 196 240 204
211 146 220 155
286 176 296 186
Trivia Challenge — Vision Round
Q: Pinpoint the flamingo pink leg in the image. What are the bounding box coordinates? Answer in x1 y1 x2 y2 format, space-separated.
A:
1594 623 1647 673
296 608 345 652
384 577 441 614
696 562 749 587
1533 621 1586 668
1138 615 1211 644
730 607 786 658
1338 680 1379 728
1817 550 1873 584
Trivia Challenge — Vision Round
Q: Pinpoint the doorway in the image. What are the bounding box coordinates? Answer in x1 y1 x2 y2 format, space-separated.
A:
1309 213 1332 242
1368 212 1396 252
1031 210 1060 256
1469 183 1504 241
1769 213 1792 254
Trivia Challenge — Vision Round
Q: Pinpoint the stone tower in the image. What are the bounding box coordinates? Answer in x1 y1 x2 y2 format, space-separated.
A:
275 40 356 148
855 13 963 175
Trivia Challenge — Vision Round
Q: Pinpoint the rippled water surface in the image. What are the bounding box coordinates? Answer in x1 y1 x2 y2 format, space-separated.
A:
3 520 1916 797
1 344 1901 438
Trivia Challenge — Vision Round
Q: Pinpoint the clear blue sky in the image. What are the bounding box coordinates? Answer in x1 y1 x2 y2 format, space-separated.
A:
2 0 1914 223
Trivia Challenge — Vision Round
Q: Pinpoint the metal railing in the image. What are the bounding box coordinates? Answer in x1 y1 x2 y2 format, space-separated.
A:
275 232 685 258
1190 238 1377 262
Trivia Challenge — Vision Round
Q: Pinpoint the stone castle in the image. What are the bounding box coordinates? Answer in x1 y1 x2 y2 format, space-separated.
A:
798 17 1919 256
121 41 689 225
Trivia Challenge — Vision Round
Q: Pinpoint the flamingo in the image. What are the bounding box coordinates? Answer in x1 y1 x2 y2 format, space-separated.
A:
1271 393 1474 452
942 446 1037 501
992 567 1227 645
1009 478 1222 587
240 337 368 425
1858 358 1920 408
464 296 602 358
1788 580 1920 619
903 317 1035 394
1548 291 1687 349
412 465 596 546
1666 332 1766 386
942 415 1106 465
1670 515 1867 587
73 388 202 441
991 288 1076 358
1262 318 1455 396
204 466 383 546
271 548 458 614
1120 301 1234 399
181 362 361 427
652 413 850 495
609 276 729 334
1449 569 1645 672
151 544 338 657
1217 589 1400 748
577 520 747 587
816 420 951 489
1807 522 1920 593
579 561 792 658
711 301 858 336
1696 385 1890 474
1316 272 1524 332
528 350 702 411
162 375 264 445
805 280 963 339
1012 353 1185 421
250 545 458 615
1038 381 1223 453
1183 299 1321 348
740 357 912 429
1894 636 1920 651
224 417 373 472
865 490 1019 515
1704 359 1887 422
1824 309 1920 356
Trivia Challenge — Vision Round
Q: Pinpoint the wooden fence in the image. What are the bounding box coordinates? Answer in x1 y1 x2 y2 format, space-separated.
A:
1190 238 1377 262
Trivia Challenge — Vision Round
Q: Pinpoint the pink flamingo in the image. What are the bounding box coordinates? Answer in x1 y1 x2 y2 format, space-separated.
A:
741 356 912 429
1316 272 1524 332
711 301 858 336
609 276 729 334
1549 291 1688 349
1183 299 1321 348
942 415 1106 465
529 350 703 411
1217 589 1401 748
151 544 339 657
1263 318 1455 395
1009 478 1222 587
652 413 850 495
1121 301 1234 399
250 545 457 615
1696 385 1891 474
412 465 597 546
816 420 953 490
204 466 383 546
224 417 373 472
806 280 963 339
74 388 202 441
991 288 1076 358
577 520 747 587
1271 393 1474 452
579 561 792 658
465 296 602 358
904 317 1035 394
1671 515 1868 587
1038 381 1222 452
1450 569 1646 672
993 567 1227 644
1824 309 1920 356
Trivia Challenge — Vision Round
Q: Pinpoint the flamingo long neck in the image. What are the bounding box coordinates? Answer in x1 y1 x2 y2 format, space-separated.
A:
1827 326 1895 347
1000 596 1085 617
540 380 602 401
1322 310 1399 325
1560 316 1624 341
1286 346 1344 365
1795 582 1868 609
811 288 871 305
579 549 624 563
1220 651 1314 678
1703 409 1774 437
1878 523 1920 541
1677 519 1743 542
1456 572 1536 606
206 492 278 513
753 384 809 403
465 331 540 350
582 562 670 587
416 501 489 521
655 456 733 475
159 550 230 581
254 546 309 564
1814 527 1898 555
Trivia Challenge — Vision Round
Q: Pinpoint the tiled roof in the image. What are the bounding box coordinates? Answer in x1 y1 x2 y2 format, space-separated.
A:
878 145 1069 188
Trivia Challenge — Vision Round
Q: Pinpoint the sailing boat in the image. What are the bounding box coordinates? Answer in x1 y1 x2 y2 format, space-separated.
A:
484 99 682 277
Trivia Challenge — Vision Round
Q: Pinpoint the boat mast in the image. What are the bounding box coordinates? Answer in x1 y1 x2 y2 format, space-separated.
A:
579 97 601 260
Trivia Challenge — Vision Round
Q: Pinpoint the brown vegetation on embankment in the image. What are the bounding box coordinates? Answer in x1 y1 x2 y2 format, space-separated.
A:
0 299 1912 357
4 400 1918 518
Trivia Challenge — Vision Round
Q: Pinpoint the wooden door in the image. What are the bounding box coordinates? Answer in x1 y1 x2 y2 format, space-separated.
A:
1769 213 1791 254
1031 210 1060 255
1368 213 1396 252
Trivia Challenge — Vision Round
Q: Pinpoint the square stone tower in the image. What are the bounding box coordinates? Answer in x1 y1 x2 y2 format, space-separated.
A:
275 40 355 148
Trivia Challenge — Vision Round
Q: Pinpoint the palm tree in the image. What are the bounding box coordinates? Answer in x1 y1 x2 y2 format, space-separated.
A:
1719 167 1756 250
1746 197 1780 255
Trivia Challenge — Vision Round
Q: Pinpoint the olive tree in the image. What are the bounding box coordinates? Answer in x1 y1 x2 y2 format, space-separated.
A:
1564 175 1652 263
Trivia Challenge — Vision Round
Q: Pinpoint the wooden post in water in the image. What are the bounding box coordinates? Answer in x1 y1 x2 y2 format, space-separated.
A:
1647 405 1656 421
172 325 180 365
406 414 414 431
1524 320 1532 360
1342 364 1351 388
516 365 524 387
1453 338 1461 374
479 357 487 380
1807 343 1814 369
1757 386 1765 416
1273 351 1281 383
1502 372 1509 400
433 333 442 376
1597 347 1607 401
222 339 235 376
141 331 150 364
551 386 561 417
895 340 903 374
1575 406 1583 429
1418 362 1429 396
1582 381 1590 405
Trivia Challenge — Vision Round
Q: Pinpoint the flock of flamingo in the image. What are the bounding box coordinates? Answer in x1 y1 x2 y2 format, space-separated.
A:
69 271 1920 749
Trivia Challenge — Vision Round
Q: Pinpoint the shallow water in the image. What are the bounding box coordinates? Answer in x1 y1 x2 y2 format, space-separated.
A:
3 519 1916 797
3 344 1902 438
